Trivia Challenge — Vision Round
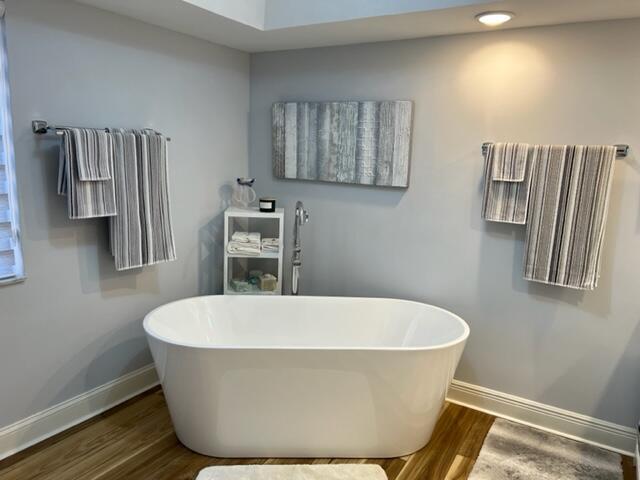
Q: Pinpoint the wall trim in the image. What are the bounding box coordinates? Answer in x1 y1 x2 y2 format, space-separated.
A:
636 438 639 480
447 379 636 456
0 364 159 461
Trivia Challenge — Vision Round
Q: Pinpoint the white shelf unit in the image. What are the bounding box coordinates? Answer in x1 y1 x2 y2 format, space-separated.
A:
223 207 284 295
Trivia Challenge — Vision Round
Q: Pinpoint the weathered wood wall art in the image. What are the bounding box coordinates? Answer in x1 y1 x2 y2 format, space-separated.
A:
272 101 413 188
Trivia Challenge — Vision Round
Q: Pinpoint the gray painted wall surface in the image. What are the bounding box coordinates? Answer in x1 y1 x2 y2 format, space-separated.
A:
0 0 249 427
250 19 640 427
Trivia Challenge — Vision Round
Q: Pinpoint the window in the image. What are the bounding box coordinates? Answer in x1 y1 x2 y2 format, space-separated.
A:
0 1 24 284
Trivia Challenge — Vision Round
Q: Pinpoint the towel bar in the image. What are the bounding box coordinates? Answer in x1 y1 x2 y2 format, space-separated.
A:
32 120 171 141
481 142 628 158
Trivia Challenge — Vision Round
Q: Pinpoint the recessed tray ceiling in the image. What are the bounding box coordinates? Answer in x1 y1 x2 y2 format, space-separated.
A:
75 0 640 52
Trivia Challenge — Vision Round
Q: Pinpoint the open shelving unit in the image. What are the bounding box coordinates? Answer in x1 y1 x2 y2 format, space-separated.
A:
223 207 284 295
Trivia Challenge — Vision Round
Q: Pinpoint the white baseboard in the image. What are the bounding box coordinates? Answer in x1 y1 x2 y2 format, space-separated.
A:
447 379 636 456
0 364 159 461
0 369 634 462
635 437 640 478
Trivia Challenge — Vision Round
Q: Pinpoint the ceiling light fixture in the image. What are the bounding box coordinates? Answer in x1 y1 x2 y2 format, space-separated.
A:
476 11 514 27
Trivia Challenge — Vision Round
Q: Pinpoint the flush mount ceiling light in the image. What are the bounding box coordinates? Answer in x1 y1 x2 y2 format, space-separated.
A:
476 11 514 27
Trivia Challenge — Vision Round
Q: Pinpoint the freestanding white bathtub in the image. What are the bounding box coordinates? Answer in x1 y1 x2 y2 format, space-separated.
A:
143 295 469 458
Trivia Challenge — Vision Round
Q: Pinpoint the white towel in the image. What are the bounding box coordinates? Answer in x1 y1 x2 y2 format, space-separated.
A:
261 238 279 252
232 231 261 244
227 241 261 256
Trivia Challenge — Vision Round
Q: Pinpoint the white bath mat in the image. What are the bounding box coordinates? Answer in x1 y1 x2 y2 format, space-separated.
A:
196 464 388 480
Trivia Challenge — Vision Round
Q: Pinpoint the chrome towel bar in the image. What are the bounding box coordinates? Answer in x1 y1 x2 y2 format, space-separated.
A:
481 142 628 158
32 120 171 141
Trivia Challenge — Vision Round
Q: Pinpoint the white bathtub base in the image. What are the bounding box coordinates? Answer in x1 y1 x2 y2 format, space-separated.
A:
145 296 469 458
157 347 461 458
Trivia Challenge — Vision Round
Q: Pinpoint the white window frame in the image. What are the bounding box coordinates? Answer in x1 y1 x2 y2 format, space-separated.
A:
0 1 25 286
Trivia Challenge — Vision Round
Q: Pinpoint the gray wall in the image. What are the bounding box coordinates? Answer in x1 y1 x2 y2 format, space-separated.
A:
250 19 640 427
0 0 249 427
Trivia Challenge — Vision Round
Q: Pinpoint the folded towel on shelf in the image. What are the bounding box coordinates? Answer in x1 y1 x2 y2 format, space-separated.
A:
481 142 534 224
261 238 279 253
231 231 261 244
228 231 261 255
227 241 261 256
523 144 616 290
109 130 176 270
491 142 530 182
58 130 117 219
229 278 257 293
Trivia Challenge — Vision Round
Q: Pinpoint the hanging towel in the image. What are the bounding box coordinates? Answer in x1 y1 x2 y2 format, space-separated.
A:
57 141 67 196
109 130 176 270
109 130 143 269
491 142 530 181
58 130 117 219
481 143 534 224
523 144 616 290
145 132 175 265
71 128 112 180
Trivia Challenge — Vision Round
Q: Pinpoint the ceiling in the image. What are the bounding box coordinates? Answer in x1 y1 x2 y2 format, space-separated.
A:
75 0 640 52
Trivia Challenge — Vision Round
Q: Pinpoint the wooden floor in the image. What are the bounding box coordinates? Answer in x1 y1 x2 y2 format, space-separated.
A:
0 387 635 480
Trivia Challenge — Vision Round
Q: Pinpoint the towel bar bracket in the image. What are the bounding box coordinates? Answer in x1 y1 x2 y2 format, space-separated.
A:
31 120 171 141
481 142 628 159
32 120 49 134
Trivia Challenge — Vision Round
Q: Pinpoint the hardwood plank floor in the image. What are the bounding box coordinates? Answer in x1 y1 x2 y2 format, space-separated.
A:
0 387 635 480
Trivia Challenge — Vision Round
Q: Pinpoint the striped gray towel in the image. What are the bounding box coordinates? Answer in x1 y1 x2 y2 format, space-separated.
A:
58 130 117 219
481 143 534 224
491 142 529 181
70 128 112 180
109 131 142 269
524 145 616 290
57 141 67 196
147 132 176 265
109 130 176 270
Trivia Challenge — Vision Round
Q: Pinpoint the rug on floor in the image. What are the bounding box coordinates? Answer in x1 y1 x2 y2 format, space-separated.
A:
469 418 623 479
195 464 388 480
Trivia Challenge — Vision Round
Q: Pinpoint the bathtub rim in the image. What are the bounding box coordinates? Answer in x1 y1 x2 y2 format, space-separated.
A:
143 295 470 352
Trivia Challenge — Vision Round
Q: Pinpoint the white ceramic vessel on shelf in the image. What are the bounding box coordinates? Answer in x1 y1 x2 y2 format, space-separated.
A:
143 295 469 458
